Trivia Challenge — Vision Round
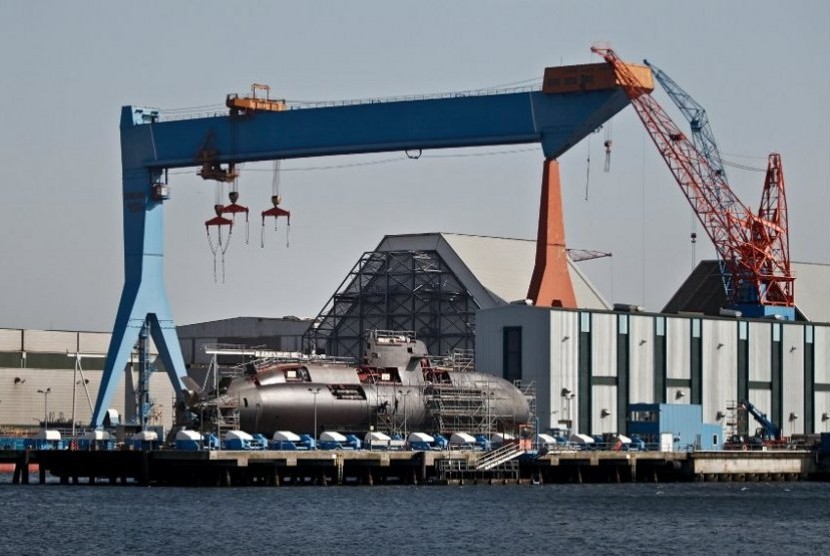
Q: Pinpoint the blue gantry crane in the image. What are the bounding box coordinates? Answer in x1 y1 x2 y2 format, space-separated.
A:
91 60 649 427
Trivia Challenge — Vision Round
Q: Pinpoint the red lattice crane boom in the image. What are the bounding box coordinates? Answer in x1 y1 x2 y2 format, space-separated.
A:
591 46 794 316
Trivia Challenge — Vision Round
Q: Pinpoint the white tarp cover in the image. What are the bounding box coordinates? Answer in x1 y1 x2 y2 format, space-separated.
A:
617 434 632 444
489 432 514 443
272 431 301 441
449 432 476 444
36 429 61 440
131 431 158 441
569 433 595 444
224 430 253 441
407 432 435 443
537 433 558 444
83 430 112 440
319 431 348 442
175 430 202 441
364 431 391 443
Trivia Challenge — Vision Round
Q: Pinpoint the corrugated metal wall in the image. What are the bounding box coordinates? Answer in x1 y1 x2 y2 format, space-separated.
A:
666 318 691 380
23 330 77 353
590 313 618 435
591 313 616 376
628 315 654 404
551 311 578 431
814 326 830 431
782 324 805 435
78 332 111 354
1 329 157 357
592 385 616 434
815 326 829 383
0 367 175 431
0 329 23 352
749 322 772 382
748 389 773 435
701 319 737 425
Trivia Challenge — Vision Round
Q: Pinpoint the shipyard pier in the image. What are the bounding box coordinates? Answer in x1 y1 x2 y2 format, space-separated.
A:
2 48 830 488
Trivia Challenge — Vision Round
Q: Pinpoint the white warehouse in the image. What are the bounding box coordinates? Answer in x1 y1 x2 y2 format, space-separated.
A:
476 306 830 437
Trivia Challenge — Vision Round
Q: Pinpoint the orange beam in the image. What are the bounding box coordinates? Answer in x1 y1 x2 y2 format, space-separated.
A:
526 159 577 308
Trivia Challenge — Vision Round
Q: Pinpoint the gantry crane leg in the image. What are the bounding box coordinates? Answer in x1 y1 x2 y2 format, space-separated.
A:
90 169 187 427
526 159 576 307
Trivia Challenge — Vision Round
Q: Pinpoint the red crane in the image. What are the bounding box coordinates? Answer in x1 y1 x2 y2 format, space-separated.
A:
591 47 794 317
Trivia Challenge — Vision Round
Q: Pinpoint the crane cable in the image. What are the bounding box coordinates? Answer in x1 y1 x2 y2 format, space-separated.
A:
260 159 291 248
207 182 232 283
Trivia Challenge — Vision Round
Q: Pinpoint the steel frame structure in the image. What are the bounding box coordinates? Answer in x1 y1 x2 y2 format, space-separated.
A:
305 249 476 360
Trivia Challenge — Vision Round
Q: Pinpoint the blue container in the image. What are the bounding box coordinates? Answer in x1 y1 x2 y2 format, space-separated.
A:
268 440 298 450
344 435 362 450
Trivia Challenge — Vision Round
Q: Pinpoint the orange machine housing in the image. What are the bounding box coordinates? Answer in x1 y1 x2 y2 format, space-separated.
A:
543 62 653 95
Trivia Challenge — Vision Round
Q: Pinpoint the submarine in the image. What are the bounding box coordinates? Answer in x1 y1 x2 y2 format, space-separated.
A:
197 330 531 438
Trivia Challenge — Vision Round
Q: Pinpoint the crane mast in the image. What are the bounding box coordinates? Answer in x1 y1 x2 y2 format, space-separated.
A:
592 47 794 318
644 60 730 189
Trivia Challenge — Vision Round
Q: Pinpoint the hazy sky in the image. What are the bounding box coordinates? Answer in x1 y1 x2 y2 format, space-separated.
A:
1 1 828 332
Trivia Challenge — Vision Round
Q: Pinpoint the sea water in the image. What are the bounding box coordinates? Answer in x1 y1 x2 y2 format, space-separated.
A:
0 482 827 555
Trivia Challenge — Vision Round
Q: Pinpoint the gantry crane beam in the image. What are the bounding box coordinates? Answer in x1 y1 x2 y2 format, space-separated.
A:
92 69 637 427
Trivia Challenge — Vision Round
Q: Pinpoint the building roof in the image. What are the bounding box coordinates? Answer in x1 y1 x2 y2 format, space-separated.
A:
662 260 830 323
375 232 610 310
177 316 311 338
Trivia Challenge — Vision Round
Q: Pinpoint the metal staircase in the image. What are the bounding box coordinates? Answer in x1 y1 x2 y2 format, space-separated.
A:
475 443 526 471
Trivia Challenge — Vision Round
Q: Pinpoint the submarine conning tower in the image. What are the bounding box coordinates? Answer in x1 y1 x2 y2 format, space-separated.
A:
362 330 428 369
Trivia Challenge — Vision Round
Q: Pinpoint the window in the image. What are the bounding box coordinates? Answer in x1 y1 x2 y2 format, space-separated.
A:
692 318 701 338
618 314 628 335
655 316 665 337
503 327 522 383
580 312 591 333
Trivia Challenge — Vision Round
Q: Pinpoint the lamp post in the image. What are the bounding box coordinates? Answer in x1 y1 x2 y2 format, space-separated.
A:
37 388 51 429
561 388 574 435
308 387 321 448
485 391 495 437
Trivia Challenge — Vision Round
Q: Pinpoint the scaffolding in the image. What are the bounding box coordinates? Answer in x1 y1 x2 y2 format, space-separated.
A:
725 400 749 438
424 379 504 435
515 379 536 433
304 249 477 360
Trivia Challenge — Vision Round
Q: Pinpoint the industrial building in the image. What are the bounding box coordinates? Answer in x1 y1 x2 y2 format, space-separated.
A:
475 301 830 439
3 233 827 443
0 328 176 432
178 316 312 367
